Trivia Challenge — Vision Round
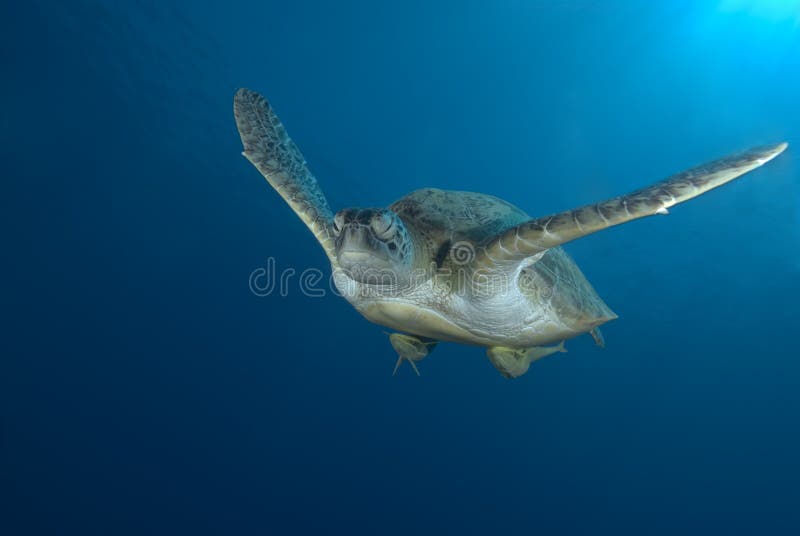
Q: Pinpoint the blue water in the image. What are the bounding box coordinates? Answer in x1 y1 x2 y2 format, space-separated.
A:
4 1 800 534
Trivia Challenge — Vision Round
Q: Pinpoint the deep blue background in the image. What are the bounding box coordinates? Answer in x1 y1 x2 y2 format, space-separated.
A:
3 1 800 534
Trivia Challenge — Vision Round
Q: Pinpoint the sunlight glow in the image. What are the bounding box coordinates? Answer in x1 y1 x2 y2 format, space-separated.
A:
719 0 800 24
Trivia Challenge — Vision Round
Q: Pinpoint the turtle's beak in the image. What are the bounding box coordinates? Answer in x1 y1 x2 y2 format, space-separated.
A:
336 225 398 284
337 225 390 261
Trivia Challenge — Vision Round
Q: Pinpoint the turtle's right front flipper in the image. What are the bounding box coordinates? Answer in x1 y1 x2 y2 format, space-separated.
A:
473 143 788 271
234 88 337 264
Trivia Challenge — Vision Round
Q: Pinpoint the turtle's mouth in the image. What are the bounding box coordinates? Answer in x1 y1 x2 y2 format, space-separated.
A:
336 225 403 285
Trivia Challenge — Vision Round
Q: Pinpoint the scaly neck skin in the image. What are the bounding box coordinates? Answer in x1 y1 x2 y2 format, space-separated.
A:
400 218 439 289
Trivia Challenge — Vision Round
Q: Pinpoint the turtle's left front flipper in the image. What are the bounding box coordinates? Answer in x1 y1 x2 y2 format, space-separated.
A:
473 143 788 270
234 88 337 264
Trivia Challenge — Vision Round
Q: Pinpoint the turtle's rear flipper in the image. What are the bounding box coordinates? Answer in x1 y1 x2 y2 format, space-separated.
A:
590 327 605 348
487 342 567 379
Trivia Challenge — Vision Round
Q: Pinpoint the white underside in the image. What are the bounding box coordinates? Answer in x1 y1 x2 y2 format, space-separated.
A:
332 269 582 348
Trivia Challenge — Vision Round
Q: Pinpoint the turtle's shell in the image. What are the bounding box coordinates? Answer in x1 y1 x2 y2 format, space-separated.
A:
380 187 616 346
389 188 529 249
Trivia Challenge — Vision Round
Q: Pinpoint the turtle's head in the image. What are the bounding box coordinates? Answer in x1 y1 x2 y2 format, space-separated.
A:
332 208 414 285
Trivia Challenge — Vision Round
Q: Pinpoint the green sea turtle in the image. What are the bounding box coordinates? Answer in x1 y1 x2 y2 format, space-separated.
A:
233 88 787 379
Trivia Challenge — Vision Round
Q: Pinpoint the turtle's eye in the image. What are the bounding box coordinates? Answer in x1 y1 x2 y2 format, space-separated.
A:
371 211 396 240
332 212 346 236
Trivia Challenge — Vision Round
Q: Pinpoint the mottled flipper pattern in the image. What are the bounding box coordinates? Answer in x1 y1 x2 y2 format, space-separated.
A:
234 88 337 264
474 142 788 271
